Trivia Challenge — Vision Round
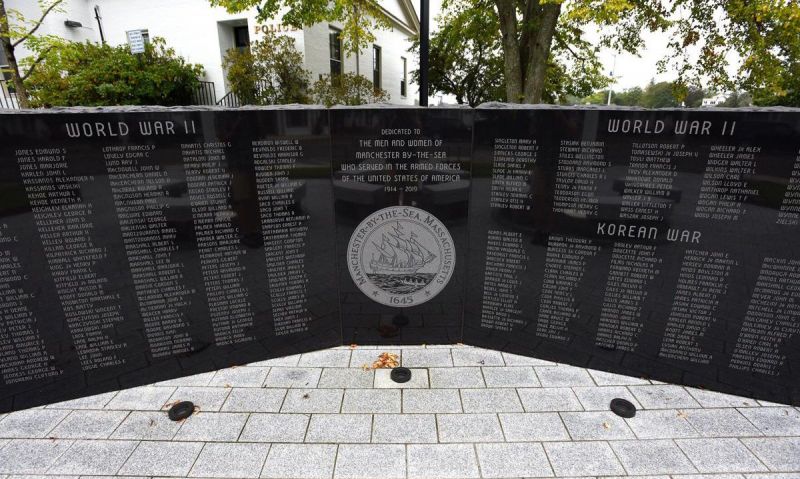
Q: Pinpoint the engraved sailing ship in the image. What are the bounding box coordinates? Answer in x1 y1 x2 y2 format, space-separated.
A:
370 222 436 275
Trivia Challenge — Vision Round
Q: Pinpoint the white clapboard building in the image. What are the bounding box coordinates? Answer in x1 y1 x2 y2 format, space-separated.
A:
3 0 420 105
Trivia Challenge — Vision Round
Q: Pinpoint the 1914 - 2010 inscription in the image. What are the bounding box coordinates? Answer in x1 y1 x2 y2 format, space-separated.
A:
0 105 798 412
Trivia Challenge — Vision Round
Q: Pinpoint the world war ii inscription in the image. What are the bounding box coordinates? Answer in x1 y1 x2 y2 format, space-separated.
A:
465 106 800 404
0 109 339 412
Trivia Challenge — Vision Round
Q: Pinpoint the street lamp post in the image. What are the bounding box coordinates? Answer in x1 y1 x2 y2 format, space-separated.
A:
419 0 429 107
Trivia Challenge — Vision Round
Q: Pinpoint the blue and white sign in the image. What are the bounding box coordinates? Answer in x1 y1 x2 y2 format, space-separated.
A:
126 30 146 54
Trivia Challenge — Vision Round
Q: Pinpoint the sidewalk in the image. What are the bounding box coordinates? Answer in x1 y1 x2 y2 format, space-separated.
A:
0 344 798 478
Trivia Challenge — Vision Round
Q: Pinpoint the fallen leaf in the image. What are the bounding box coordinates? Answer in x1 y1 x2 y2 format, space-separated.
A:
350 343 358 349
602 421 611 429
224 383 232 388
162 400 180 410
677 410 689 419
302 393 310 399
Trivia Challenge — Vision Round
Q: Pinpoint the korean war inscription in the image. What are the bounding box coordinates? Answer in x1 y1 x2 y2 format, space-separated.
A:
465 106 800 405
0 105 798 411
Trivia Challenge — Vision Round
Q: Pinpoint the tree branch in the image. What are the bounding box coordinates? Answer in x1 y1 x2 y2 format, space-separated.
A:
12 0 63 48
21 46 52 80
442 74 459 94
555 33 587 62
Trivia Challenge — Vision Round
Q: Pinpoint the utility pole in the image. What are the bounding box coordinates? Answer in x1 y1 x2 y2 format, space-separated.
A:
419 0 429 106
94 6 105 43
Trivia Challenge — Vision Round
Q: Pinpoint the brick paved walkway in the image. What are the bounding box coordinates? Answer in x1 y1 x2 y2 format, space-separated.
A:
1 345 798 478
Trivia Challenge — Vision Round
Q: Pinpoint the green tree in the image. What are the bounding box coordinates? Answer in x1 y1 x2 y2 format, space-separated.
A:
583 82 699 107
684 85 706 107
24 38 204 107
663 1 800 107
612 87 643 106
413 0 608 105
223 32 310 105
223 47 260 105
209 0 390 61
409 0 505 106
486 0 670 103
581 89 608 105
722 91 753 108
639 81 680 108
0 0 65 108
310 72 389 106
581 86 641 106
461 0 800 104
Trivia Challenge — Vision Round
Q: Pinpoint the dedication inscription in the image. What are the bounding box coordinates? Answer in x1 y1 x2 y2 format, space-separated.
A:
465 105 800 404
332 107 472 344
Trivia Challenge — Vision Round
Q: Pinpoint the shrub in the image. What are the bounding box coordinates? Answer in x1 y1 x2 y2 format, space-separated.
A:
25 38 204 107
222 32 310 105
310 72 389 106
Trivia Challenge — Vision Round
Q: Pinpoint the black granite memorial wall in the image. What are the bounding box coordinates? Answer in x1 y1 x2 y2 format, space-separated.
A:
0 105 798 412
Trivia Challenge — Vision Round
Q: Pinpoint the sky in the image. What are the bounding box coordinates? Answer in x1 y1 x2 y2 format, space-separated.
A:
594 33 675 90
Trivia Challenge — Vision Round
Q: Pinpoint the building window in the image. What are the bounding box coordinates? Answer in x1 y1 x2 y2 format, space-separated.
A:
372 45 381 90
329 27 342 75
0 47 9 82
400 57 407 97
233 26 250 51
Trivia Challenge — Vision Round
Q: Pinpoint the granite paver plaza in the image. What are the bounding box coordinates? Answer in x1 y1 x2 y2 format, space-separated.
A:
0 344 798 479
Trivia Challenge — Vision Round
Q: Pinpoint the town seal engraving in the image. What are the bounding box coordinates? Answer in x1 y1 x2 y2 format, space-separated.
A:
347 206 455 307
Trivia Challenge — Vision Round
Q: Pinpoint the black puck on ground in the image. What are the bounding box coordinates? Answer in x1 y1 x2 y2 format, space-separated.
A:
609 398 636 418
390 367 412 383
392 313 410 326
168 401 195 421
